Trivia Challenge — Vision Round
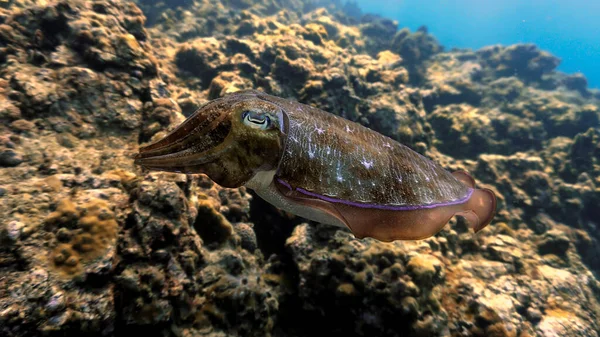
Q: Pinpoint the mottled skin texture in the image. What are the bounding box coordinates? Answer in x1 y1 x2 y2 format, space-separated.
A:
134 92 286 187
135 90 497 241
257 93 470 209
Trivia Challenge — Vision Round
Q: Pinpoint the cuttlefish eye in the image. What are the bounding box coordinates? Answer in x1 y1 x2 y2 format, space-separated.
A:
242 110 271 130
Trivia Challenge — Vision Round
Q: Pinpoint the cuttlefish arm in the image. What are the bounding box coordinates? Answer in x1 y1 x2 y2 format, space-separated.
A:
135 90 497 242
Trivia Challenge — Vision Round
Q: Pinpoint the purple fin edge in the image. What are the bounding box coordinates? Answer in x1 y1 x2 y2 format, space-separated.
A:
276 178 473 211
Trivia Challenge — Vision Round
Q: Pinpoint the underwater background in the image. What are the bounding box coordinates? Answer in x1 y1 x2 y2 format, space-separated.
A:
0 0 598 337
355 0 600 88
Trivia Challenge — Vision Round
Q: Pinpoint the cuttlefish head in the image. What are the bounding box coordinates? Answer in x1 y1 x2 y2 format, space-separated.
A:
134 91 287 188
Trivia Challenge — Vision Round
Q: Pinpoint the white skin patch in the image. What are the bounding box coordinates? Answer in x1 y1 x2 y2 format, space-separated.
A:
336 161 344 182
362 159 374 169
307 142 316 159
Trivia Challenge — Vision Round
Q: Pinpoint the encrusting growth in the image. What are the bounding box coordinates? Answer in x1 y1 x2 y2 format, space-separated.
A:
46 198 118 276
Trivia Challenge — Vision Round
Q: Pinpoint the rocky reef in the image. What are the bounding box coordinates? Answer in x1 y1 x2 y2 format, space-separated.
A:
0 0 599 336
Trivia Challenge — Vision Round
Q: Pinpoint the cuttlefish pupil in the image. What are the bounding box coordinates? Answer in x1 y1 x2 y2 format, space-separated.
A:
134 90 497 242
242 110 272 129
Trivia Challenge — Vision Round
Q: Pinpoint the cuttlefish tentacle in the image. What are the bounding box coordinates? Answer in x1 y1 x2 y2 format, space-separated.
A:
135 90 497 242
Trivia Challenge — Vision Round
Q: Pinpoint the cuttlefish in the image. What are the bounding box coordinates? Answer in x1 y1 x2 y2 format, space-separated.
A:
134 90 496 242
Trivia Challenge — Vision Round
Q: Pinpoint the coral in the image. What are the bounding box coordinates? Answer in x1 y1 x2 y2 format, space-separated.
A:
46 198 118 277
193 253 279 336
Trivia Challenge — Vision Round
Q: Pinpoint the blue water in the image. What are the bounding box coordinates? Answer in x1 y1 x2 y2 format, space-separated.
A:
355 0 600 89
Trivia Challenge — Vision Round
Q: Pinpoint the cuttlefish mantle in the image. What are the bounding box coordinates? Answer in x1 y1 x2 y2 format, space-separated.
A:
134 90 497 242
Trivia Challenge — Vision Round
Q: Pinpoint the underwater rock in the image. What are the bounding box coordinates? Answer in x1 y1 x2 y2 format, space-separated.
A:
421 52 483 109
140 96 185 143
442 257 600 337
407 253 442 284
0 149 23 167
234 222 258 252
121 171 278 336
208 70 254 99
564 128 599 178
175 37 226 85
392 26 443 84
0 187 128 335
359 14 398 53
428 104 495 157
561 73 590 96
286 224 448 336
392 26 443 65
134 0 194 26
477 44 560 82
537 229 571 257
194 198 234 245
0 0 157 138
46 197 119 277
486 76 526 102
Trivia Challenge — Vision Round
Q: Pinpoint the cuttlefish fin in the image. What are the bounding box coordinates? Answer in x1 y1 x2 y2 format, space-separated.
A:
455 187 497 233
276 192 481 242
333 184 496 241
273 179 351 229
273 173 496 242
452 170 475 188
451 170 497 233
332 203 459 241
